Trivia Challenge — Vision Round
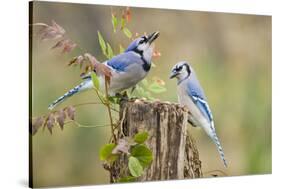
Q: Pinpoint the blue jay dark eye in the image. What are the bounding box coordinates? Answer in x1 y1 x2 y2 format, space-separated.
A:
139 40 145 44
176 66 182 72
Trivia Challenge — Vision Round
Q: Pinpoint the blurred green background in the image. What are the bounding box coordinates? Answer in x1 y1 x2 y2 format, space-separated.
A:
31 1 272 187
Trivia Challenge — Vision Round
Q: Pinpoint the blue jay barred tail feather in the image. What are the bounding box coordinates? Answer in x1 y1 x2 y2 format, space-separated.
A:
48 79 93 110
211 131 228 168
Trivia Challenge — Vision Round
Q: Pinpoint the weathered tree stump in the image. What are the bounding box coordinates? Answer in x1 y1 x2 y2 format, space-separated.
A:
110 99 202 182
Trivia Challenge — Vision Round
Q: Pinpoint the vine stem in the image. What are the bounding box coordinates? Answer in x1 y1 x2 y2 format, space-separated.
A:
203 169 228 176
73 101 119 113
64 120 111 128
104 77 117 143
73 101 102 107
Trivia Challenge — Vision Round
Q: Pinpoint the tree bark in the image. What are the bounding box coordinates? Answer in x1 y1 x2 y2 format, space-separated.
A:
110 99 202 182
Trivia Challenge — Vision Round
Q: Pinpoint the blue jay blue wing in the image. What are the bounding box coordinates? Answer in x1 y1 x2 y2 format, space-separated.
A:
191 95 213 123
107 52 142 72
186 80 213 123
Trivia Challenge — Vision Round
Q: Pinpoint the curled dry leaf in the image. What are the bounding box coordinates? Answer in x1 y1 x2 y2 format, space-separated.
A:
32 116 44 135
65 106 76 120
51 39 68 49
95 64 112 79
56 109 66 130
84 53 100 67
52 39 77 53
112 138 130 154
35 20 66 41
62 40 77 53
45 113 55 134
68 55 85 66
84 53 112 79
76 55 84 65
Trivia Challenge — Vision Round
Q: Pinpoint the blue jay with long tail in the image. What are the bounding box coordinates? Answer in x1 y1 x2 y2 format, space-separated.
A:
169 61 227 167
48 31 160 110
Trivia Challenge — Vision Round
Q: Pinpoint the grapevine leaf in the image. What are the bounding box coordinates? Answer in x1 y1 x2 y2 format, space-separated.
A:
131 144 153 167
128 156 143 177
118 176 136 183
99 143 118 162
134 132 149 144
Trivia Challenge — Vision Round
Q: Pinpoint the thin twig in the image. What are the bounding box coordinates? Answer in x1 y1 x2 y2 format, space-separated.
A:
65 120 111 128
104 77 117 143
203 169 228 176
73 100 119 113
73 101 103 107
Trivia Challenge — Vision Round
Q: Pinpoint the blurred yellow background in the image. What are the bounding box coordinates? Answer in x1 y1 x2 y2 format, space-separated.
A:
31 1 271 187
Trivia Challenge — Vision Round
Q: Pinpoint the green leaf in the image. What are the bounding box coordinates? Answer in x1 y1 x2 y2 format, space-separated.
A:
147 95 156 101
99 143 118 162
91 72 100 90
121 17 126 29
144 91 153 100
97 31 107 55
108 96 118 104
119 45 125 53
148 82 167 94
106 43 114 59
123 27 132 39
134 132 149 144
111 14 118 32
141 79 149 87
135 85 145 96
118 176 136 183
128 156 143 177
131 144 153 167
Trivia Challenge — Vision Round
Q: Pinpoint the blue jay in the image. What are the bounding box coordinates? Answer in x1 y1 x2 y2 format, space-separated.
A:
48 31 160 110
170 61 227 167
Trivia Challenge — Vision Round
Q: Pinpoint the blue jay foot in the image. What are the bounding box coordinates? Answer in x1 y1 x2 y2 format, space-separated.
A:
116 91 129 102
130 86 136 94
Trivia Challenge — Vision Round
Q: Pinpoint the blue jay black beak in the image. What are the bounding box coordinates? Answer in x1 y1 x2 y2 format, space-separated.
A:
147 31 160 44
169 71 178 79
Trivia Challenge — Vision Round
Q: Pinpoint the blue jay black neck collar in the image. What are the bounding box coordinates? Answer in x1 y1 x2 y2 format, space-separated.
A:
133 49 151 72
177 75 188 85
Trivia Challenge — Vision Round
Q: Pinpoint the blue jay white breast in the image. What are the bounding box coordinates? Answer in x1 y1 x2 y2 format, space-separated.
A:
48 31 160 110
170 61 228 167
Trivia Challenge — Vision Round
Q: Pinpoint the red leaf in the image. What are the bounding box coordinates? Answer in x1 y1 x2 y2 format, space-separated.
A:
125 7 131 22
